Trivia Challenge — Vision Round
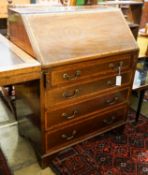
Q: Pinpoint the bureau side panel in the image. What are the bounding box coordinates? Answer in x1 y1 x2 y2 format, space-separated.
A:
8 10 35 58
15 80 43 155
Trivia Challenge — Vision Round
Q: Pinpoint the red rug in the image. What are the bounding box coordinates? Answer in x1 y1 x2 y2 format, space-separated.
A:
51 110 148 175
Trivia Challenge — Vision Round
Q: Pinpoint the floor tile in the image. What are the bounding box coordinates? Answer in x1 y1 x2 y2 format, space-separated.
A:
14 163 55 175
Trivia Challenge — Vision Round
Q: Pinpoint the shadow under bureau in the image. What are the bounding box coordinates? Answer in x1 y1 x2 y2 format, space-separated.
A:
2 5 139 167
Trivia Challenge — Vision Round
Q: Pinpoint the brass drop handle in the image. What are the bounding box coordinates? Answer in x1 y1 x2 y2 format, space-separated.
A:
63 89 80 99
106 96 119 105
119 61 123 67
108 61 123 70
63 70 81 80
61 130 77 141
62 110 78 120
108 63 115 69
107 80 114 86
103 116 116 125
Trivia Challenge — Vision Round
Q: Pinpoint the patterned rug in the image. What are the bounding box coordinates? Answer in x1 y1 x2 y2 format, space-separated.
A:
51 110 148 175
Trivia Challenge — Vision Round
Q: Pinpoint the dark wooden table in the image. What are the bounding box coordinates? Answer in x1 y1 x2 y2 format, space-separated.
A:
132 57 148 122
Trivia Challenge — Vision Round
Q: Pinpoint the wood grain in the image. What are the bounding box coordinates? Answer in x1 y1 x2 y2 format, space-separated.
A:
9 6 138 66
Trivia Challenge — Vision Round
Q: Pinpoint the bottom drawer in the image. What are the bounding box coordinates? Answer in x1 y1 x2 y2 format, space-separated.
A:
45 105 128 153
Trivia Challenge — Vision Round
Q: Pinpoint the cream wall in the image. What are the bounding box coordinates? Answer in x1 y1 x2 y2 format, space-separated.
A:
0 0 30 18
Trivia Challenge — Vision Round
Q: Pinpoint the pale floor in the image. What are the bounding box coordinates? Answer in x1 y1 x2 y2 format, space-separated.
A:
0 98 55 175
0 94 147 175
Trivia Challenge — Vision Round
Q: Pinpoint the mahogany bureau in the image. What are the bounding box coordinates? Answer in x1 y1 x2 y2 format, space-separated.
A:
6 5 138 167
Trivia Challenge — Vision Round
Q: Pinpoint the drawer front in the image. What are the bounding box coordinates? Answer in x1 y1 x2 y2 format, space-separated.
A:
46 72 130 107
45 106 127 152
45 89 128 130
50 54 134 86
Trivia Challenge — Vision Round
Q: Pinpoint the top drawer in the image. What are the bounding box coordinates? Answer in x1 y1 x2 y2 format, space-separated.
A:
49 53 135 87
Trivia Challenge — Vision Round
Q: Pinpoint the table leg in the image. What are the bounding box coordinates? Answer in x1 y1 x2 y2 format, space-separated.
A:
0 86 17 120
135 89 145 122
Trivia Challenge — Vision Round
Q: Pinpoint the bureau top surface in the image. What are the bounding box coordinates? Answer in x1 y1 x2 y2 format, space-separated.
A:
9 5 138 67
